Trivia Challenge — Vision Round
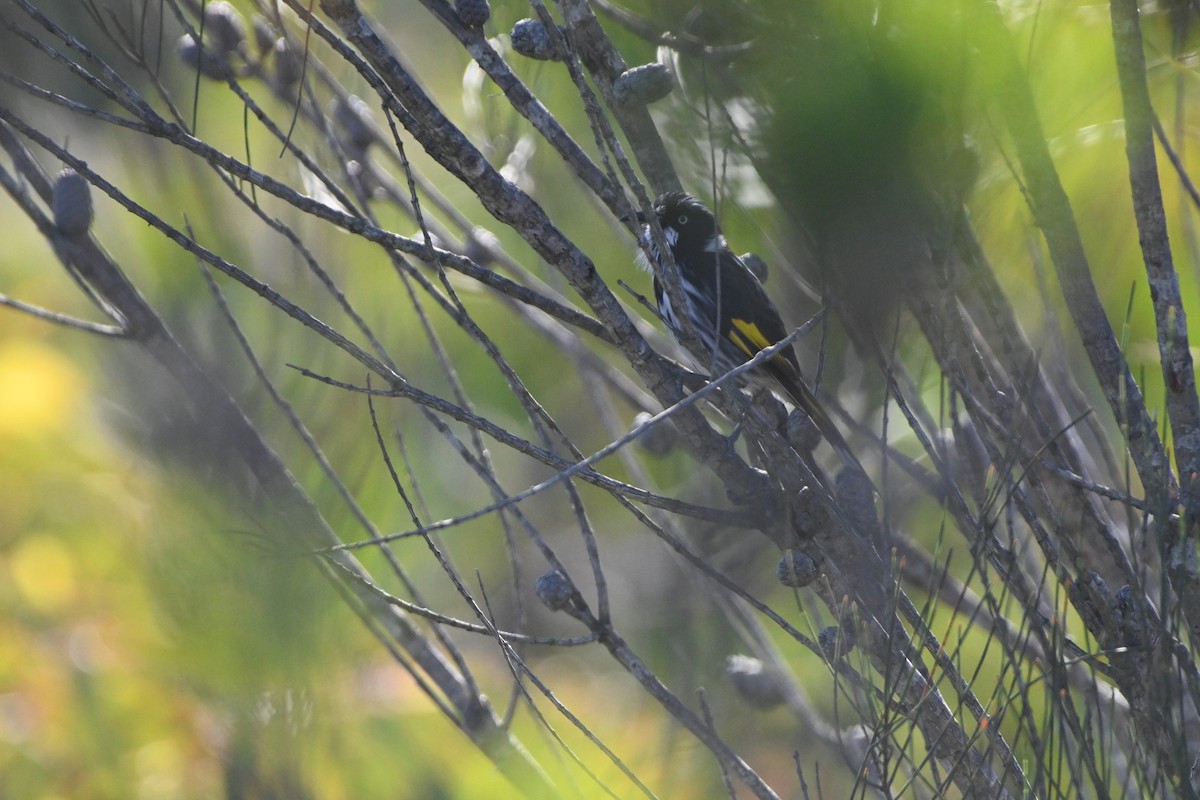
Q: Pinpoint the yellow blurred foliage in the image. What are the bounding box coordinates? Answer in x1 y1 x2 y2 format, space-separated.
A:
0 340 86 438
9 534 77 614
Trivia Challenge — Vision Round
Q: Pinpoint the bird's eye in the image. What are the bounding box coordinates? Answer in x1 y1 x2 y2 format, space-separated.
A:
677 214 688 226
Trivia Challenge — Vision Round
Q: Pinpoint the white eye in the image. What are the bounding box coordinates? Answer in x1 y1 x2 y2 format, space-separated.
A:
677 214 688 225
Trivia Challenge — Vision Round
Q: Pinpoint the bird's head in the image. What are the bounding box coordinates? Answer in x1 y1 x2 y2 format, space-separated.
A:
651 191 717 243
636 191 724 273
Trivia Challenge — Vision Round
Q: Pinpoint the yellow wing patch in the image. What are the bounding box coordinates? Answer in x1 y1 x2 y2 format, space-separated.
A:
730 318 773 355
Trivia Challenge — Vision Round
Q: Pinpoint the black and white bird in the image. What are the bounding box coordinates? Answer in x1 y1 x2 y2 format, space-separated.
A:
636 191 858 470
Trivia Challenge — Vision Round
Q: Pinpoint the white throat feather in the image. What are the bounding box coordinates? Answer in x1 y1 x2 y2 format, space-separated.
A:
635 225 678 273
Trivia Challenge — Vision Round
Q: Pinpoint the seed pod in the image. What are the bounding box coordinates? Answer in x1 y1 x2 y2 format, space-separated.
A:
411 231 445 260
52 168 93 237
511 19 563 61
346 160 383 198
818 624 855 661
535 569 573 612
836 467 878 540
777 549 819 588
177 33 233 80
464 226 501 268
203 1 247 57
333 95 376 153
1112 584 1147 649
786 408 821 453
791 485 833 539
273 37 306 89
455 0 491 28
251 15 276 57
726 655 787 710
753 391 788 429
612 63 673 106
633 411 676 457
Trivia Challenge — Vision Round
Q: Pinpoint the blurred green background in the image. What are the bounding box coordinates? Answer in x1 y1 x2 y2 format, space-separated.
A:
0 0 1192 797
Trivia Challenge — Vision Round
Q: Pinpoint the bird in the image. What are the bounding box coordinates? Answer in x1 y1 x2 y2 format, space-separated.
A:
635 191 859 472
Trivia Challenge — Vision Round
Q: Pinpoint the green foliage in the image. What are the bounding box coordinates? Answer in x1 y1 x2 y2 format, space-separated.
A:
4 0 1200 796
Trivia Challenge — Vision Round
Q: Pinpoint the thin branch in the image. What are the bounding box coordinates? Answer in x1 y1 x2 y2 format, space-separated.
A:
0 293 126 336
